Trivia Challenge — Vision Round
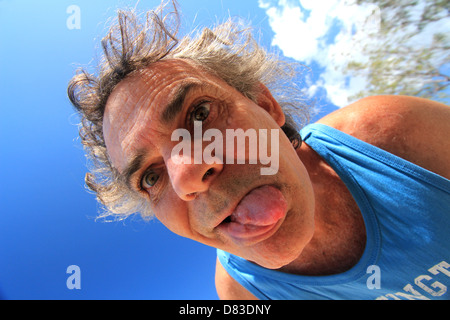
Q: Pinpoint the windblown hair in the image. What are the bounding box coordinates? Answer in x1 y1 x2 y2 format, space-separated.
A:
68 1 311 220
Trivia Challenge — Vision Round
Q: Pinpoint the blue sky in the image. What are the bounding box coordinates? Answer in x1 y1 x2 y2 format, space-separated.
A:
1 0 445 300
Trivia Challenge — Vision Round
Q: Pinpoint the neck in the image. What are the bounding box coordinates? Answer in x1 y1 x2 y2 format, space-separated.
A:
279 143 366 276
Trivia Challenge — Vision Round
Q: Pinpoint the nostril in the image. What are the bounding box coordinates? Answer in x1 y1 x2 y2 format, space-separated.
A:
202 168 214 181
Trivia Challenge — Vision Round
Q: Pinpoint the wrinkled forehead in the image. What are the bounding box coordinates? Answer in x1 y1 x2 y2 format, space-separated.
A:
102 59 217 171
134 58 207 87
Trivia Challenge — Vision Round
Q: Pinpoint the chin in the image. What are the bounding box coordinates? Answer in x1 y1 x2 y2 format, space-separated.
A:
251 253 300 270
249 222 314 271
245 241 304 270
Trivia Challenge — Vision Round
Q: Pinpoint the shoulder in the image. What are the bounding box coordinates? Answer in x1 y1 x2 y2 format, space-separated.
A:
215 258 258 300
316 95 450 143
316 95 450 180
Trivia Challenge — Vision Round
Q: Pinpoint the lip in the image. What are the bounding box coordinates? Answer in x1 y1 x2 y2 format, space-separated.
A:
214 184 286 245
213 184 268 229
217 218 283 246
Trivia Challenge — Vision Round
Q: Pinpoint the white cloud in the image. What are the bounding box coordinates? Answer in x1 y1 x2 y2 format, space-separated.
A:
260 0 450 107
258 0 382 107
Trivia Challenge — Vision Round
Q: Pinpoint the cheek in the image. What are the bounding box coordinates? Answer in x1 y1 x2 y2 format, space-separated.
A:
153 192 190 237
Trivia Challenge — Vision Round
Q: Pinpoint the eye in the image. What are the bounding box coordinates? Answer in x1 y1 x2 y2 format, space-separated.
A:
141 171 160 189
191 101 211 122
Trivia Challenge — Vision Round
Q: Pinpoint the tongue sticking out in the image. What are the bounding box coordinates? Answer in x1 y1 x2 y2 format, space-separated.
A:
230 185 287 226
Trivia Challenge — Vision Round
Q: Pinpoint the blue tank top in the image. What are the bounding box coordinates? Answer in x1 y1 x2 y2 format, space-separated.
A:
217 123 450 300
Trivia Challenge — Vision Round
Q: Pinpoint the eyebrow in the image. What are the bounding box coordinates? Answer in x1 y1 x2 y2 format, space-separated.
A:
121 149 148 189
161 82 200 124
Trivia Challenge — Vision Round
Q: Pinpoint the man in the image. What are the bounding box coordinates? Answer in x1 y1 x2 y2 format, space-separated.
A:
68 3 450 299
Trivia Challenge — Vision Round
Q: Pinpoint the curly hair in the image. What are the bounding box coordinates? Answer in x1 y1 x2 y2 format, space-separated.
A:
68 1 311 221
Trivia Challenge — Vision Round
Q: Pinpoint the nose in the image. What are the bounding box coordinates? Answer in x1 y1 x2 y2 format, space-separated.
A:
167 158 223 201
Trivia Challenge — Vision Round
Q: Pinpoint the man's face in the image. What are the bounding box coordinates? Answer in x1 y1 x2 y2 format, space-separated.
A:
103 59 315 269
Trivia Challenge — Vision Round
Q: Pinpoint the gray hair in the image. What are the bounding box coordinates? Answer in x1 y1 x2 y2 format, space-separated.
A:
68 1 311 221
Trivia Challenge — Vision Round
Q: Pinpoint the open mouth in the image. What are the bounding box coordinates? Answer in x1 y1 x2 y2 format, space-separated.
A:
216 185 287 244
222 216 232 224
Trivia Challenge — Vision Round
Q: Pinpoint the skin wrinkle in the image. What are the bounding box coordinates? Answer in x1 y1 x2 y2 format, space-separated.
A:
67 6 450 297
121 75 236 189
67 6 314 233
103 59 317 271
104 84 154 172
120 106 149 158
122 150 147 188
161 82 200 123
194 166 272 243
112 86 165 171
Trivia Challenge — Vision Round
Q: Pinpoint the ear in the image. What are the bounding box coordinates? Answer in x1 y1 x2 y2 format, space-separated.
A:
255 83 285 127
